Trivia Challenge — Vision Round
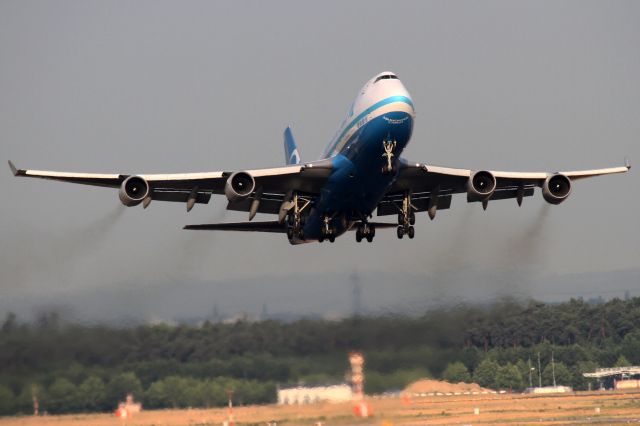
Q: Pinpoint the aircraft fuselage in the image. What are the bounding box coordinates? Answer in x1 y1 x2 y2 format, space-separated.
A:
296 72 415 242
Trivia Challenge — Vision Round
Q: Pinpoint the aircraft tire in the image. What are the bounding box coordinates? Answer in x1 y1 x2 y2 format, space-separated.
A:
397 226 404 239
408 226 415 239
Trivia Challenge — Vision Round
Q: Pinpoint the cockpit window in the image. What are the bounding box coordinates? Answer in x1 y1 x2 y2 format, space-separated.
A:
374 74 398 83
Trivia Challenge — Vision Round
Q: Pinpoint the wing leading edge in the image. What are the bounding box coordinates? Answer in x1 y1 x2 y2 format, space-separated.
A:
8 160 333 212
380 159 630 217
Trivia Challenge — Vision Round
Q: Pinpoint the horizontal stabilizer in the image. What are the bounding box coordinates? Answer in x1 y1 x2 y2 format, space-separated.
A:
184 221 286 233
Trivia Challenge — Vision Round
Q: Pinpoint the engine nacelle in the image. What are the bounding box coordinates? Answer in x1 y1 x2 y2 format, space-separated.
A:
467 170 496 202
224 171 255 203
542 173 571 205
119 175 150 207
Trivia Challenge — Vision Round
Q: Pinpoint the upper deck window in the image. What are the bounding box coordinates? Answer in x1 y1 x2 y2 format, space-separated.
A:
374 74 398 83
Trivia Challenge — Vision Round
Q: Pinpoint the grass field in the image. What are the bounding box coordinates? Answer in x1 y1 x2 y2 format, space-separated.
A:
1 390 639 425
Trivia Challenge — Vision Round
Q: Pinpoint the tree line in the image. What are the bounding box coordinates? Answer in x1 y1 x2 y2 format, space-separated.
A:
1 297 639 415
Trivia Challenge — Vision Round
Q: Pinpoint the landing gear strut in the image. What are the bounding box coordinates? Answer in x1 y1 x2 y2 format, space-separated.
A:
381 138 398 174
396 191 415 239
285 192 310 241
319 215 336 243
355 222 375 243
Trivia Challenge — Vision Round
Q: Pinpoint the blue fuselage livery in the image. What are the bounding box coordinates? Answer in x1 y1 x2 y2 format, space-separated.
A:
11 71 629 245
296 72 415 242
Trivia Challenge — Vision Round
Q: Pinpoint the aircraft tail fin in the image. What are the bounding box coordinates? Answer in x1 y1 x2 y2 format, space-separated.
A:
283 126 301 165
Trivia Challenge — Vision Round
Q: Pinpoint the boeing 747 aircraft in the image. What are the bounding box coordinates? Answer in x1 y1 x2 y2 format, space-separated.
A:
9 72 630 244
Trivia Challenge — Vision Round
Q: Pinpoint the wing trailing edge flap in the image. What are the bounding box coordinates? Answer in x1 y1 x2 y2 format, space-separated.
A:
183 221 286 233
468 186 535 203
151 189 211 204
377 193 453 216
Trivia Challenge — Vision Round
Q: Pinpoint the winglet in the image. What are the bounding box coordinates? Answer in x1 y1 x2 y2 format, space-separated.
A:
625 156 631 170
8 160 19 176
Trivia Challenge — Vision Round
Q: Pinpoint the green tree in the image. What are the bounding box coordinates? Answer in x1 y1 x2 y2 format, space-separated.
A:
105 372 142 408
614 355 631 367
542 362 572 387
473 359 499 389
78 376 107 412
0 384 15 415
144 380 168 409
572 361 598 390
47 378 77 414
621 330 640 364
442 362 471 383
494 363 524 391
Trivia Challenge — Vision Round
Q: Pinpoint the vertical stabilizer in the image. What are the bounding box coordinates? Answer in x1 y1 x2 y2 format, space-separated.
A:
283 126 301 165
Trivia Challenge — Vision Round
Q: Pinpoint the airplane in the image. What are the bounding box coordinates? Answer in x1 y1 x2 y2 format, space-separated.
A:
9 71 630 244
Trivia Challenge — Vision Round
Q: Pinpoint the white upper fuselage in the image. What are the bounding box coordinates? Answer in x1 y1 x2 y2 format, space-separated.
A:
322 71 415 158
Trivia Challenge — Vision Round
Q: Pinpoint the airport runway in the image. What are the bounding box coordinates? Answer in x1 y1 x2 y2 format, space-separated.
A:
1 390 639 425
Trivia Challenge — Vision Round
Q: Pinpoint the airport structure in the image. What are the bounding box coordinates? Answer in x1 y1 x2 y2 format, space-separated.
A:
277 383 352 405
583 366 640 390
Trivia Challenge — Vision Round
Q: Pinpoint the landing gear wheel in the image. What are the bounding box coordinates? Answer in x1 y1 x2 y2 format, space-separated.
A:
409 212 416 226
329 235 335 243
286 227 294 239
407 226 415 239
355 228 363 242
366 234 373 243
397 226 404 239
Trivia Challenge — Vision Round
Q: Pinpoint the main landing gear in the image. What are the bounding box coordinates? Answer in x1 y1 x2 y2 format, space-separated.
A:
319 215 336 243
381 138 398 174
285 192 310 242
396 191 415 239
355 222 375 243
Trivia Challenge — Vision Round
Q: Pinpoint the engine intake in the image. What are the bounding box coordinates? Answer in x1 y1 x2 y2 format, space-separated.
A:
467 170 496 202
119 175 150 207
542 173 571 204
225 171 255 202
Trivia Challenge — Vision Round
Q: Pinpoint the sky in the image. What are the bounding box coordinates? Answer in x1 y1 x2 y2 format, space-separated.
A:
1 0 639 323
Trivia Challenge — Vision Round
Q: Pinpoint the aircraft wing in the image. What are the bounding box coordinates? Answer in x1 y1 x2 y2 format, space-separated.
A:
184 220 398 233
8 160 332 213
378 159 630 217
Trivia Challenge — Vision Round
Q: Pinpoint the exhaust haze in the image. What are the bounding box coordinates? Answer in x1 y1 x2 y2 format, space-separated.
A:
1 0 638 322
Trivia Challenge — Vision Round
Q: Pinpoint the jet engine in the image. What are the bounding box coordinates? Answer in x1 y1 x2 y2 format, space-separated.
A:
119 175 150 207
466 170 496 202
542 173 571 204
224 171 255 202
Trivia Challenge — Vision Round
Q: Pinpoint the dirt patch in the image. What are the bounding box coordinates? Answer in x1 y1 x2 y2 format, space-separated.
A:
404 378 492 394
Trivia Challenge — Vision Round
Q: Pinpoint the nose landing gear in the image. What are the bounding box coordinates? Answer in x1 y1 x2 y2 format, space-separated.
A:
381 139 398 174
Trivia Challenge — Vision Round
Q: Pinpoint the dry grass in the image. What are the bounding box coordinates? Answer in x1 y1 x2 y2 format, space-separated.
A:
1 390 639 426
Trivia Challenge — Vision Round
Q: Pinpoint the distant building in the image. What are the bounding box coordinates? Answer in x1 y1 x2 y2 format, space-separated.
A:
277 384 352 405
524 386 572 394
584 366 640 390
115 394 141 418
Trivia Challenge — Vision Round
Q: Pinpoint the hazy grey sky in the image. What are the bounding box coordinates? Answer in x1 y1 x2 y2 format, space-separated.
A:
1 1 638 322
